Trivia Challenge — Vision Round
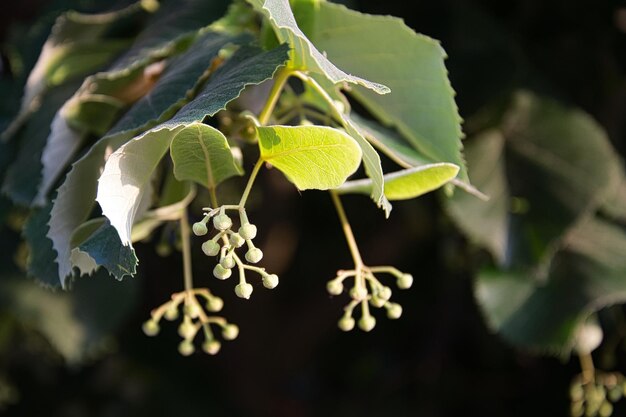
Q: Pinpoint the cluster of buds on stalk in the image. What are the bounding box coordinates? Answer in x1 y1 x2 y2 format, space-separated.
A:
142 288 239 356
326 266 413 332
192 205 278 299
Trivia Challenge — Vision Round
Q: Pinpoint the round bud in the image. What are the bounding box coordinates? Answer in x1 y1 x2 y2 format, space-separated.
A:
349 286 367 301
245 247 263 264
192 222 208 236
238 223 257 240
358 315 376 332
338 316 355 332
206 297 224 312
178 340 195 356
184 302 202 319
164 305 179 321
386 303 403 319
202 240 220 257
235 282 254 299
229 233 245 248
262 273 279 289
213 264 232 280
608 386 622 402
178 321 196 339
222 324 240 340
213 213 232 231
202 339 221 355
220 255 235 269
369 295 386 308
378 286 392 301
599 402 613 417
326 280 343 295
142 320 160 336
397 273 414 289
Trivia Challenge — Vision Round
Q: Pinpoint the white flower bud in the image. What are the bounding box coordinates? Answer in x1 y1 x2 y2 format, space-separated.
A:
222 324 240 341
235 282 254 299
358 315 376 332
338 316 355 331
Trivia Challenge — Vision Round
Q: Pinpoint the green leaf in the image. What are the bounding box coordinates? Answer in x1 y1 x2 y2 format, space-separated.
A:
298 74 391 215
247 0 389 94
78 222 138 280
97 127 176 246
2 81 80 206
109 31 246 137
2 2 151 141
170 122 243 188
304 2 468 184
23 205 61 288
257 125 361 190
96 43 288 251
48 31 242 283
447 92 621 269
476 218 626 354
445 130 509 264
34 113 86 207
337 163 459 200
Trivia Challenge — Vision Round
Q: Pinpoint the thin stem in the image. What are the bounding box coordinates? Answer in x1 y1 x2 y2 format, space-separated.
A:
180 209 194 292
330 191 363 268
579 352 596 384
209 187 219 208
239 159 263 207
258 68 292 125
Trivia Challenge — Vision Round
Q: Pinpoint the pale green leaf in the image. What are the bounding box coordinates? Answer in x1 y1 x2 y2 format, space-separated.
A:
257 125 361 190
248 0 389 94
337 163 459 200
170 122 243 188
96 127 177 246
305 2 468 184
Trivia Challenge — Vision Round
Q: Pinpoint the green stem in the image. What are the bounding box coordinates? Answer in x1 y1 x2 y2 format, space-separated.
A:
209 187 219 208
239 159 263 207
180 209 194 292
330 191 363 268
258 68 292 125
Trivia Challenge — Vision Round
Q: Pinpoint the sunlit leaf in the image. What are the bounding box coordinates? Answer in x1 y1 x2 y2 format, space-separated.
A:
257 125 361 190
248 0 389 94
337 163 459 200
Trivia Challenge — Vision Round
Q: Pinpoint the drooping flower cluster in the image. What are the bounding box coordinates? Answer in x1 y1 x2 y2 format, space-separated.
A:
326 266 413 332
193 205 278 299
143 288 238 356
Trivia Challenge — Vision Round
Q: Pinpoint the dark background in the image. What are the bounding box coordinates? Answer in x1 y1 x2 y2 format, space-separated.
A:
2 0 626 416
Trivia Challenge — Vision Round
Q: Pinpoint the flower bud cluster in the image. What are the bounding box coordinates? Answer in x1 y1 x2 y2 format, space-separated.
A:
142 288 239 356
193 206 278 300
570 371 625 417
326 266 413 332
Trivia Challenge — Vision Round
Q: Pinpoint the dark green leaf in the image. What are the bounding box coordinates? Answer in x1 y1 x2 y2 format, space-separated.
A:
78 221 138 280
305 2 468 183
476 218 626 354
23 204 61 288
